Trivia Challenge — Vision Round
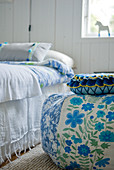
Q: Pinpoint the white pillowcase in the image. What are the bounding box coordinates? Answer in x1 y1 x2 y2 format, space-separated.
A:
0 42 52 62
44 50 74 68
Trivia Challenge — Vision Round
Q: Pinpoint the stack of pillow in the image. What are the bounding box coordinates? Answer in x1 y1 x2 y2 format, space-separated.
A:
0 42 74 68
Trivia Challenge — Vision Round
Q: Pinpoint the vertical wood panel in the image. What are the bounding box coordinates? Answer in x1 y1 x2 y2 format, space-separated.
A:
109 42 114 72
90 42 109 73
81 42 90 73
31 0 55 45
55 0 73 56
13 0 29 42
72 42 81 73
0 2 13 42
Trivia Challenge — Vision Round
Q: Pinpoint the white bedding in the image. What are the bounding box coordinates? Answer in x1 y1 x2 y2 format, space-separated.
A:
0 83 69 164
0 60 74 164
0 64 42 103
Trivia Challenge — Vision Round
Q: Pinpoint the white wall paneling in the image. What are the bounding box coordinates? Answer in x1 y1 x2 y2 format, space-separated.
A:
13 0 29 42
0 2 13 42
0 0 114 73
56 0 73 56
31 0 55 46
109 40 114 72
90 42 109 73
80 42 90 73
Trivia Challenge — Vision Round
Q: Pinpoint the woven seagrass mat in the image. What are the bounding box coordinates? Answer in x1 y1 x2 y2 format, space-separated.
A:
1 144 62 170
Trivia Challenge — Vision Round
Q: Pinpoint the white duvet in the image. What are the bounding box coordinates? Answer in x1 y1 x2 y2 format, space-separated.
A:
0 64 42 103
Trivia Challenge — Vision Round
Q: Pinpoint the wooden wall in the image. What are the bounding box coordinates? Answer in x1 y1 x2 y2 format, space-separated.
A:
0 0 114 73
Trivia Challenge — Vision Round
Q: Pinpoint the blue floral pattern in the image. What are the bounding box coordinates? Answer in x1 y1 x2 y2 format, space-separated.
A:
41 93 114 169
65 110 85 128
0 59 74 89
106 111 114 121
78 144 91 156
82 103 94 111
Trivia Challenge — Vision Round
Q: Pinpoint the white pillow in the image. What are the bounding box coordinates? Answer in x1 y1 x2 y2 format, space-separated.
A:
44 50 74 68
0 42 52 62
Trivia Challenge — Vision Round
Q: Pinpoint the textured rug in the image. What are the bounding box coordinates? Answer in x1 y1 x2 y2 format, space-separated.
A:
1 144 62 170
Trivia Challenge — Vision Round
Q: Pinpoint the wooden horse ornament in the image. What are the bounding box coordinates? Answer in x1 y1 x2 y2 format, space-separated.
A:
95 21 110 37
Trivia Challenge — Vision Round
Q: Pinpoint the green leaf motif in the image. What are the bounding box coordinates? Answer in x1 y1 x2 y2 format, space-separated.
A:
57 156 66 162
71 152 76 155
63 138 65 143
89 120 95 127
67 108 72 111
75 156 79 158
57 149 60 155
79 161 90 164
91 149 96 154
101 119 106 122
106 126 113 129
94 131 98 135
90 159 93 163
87 123 94 130
57 133 60 138
92 136 98 139
63 128 75 132
96 156 104 162
96 149 104 156
105 104 107 109
72 145 76 150
101 143 110 149
79 158 89 161
62 133 70 139
85 141 88 146
110 107 114 111
88 134 91 140
79 125 83 133
87 111 93 115
84 118 86 125
106 121 114 124
70 155 75 160
68 105 79 109
90 139 98 146
76 131 81 138
63 153 69 158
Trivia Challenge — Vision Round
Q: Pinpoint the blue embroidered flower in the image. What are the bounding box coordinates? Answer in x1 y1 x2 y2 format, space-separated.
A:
78 144 90 156
65 140 72 146
102 96 114 105
98 105 104 109
106 111 114 121
99 130 114 142
57 140 60 146
90 115 94 119
66 161 80 169
96 110 105 118
82 103 94 111
95 122 104 131
95 158 110 167
65 110 85 128
64 146 71 153
71 135 82 144
70 97 83 105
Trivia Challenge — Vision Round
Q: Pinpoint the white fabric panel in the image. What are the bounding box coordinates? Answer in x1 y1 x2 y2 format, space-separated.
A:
0 83 69 164
0 64 42 103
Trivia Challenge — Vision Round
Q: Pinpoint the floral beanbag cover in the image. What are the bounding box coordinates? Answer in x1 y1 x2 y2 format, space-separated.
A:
41 93 114 170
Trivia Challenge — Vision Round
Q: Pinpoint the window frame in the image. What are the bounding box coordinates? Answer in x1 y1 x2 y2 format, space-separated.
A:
82 0 114 38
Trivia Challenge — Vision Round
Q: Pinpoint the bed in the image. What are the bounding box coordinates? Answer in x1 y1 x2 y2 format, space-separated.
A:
41 73 114 170
0 42 74 164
